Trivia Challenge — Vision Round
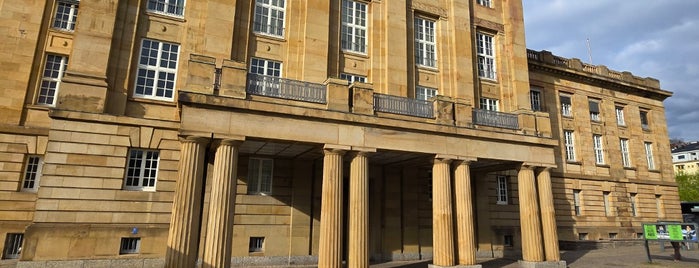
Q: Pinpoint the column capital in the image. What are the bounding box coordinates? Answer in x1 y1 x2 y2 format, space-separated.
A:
219 138 244 147
454 156 477 166
536 166 554 173
179 135 210 145
434 154 456 164
324 144 350 155
518 163 536 171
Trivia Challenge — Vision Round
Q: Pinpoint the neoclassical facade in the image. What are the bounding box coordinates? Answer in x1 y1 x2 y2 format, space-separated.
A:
0 0 679 268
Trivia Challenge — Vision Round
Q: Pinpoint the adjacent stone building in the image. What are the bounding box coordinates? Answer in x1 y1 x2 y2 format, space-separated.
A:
0 0 680 267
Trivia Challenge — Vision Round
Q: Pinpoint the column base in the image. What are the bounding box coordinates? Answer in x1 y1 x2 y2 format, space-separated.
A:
518 260 567 268
428 265 482 268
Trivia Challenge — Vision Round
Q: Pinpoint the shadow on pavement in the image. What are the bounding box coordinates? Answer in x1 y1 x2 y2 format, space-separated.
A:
560 249 591 266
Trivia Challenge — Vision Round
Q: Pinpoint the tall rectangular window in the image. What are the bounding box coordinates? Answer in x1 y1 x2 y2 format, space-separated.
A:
415 86 437 101
615 106 625 126
573 189 582 216
254 0 286 37
496 175 508 205
593 134 604 165
414 17 436 68
480 98 499 111
248 158 273 195
530 88 542 111
53 0 79 31
645 142 655 170
620 138 631 167
124 149 160 191
640 110 649 130
2 233 23 259
249 58 282 95
340 73 366 84
630 193 638 217
588 99 600 121
147 0 185 17
477 0 492 7
603 191 611 216
560 95 572 117
564 130 575 162
476 32 496 80
341 0 367 54
134 39 179 101
21 155 42 192
37 54 68 106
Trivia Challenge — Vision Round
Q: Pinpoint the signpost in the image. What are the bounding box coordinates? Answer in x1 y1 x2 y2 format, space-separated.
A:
642 222 698 263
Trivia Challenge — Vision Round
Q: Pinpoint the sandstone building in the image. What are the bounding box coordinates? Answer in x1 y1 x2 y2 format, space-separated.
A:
0 0 681 267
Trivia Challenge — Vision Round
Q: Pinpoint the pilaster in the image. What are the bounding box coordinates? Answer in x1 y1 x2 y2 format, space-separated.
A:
318 146 347 268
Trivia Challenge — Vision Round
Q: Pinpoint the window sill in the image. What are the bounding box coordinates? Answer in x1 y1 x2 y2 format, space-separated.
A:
416 64 439 72
341 49 369 59
479 77 498 84
649 169 661 173
146 10 186 22
591 120 603 125
252 32 286 42
566 161 582 165
129 96 177 106
562 115 574 119
623 166 637 171
496 202 508 205
595 164 610 168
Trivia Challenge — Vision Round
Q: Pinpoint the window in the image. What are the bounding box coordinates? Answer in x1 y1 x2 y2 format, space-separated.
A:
414 17 437 68
147 0 185 17
124 149 160 191
248 158 273 194
530 88 542 111
53 0 79 31
415 86 437 101
640 110 649 130
588 99 600 121
249 58 282 94
476 32 496 80
503 235 513 247
249 237 264 252
645 142 655 170
496 175 508 205
609 233 618 239
480 98 499 111
340 73 367 84
678 155 686 160
21 155 42 192
573 189 582 216
615 106 625 126
341 0 367 54
37 54 68 106
630 193 638 217
134 39 179 101
620 138 631 167
593 135 604 165
560 95 572 117
655 195 664 218
253 0 286 37
603 191 611 216
564 130 575 162
678 164 685 170
578 233 588 240
2 233 22 259
119 237 141 254
477 0 492 7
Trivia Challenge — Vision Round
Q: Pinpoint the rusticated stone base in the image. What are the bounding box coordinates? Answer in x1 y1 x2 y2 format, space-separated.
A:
16 258 164 268
518 260 567 268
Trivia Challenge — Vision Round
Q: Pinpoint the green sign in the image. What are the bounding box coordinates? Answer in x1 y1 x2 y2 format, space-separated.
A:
668 225 683 241
644 224 657 239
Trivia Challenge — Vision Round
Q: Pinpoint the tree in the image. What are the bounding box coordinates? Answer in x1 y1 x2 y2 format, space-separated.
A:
676 173 699 201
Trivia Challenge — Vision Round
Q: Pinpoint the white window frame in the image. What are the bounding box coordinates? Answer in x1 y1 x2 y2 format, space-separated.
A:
124 149 160 191
477 0 492 8
53 0 79 31
573 189 582 216
253 0 286 37
593 134 605 165
530 88 542 111
414 17 437 68
645 142 655 170
496 175 508 205
589 99 600 121
615 106 625 126
564 130 575 162
480 97 499 111
603 191 611 216
620 138 631 167
249 57 282 95
21 155 42 192
119 237 141 255
37 54 68 106
340 73 367 84
560 94 572 117
630 193 638 217
248 158 273 195
341 0 367 54
146 0 185 17
134 39 179 101
2 233 23 259
476 32 496 80
415 86 437 101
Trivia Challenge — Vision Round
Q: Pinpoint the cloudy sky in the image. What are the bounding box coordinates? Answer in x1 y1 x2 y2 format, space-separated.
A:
522 0 699 141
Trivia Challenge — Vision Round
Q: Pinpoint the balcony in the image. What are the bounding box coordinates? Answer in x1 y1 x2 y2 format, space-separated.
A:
472 109 519 130
373 93 434 118
246 73 327 104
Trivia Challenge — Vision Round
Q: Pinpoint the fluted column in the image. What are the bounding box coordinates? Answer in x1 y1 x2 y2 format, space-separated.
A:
537 168 560 261
518 165 544 262
203 139 243 268
318 147 346 268
166 136 209 268
432 157 455 267
348 151 372 268
454 160 476 265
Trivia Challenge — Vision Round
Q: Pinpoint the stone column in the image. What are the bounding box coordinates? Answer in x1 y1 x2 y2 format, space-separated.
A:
537 168 560 261
348 151 372 268
318 147 346 268
517 165 544 262
432 157 455 267
203 139 242 268
454 160 477 265
166 136 209 268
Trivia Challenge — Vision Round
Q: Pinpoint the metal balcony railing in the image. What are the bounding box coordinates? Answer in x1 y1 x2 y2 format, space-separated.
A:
472 109 519 129
246 73 327 104
373 93 434 118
